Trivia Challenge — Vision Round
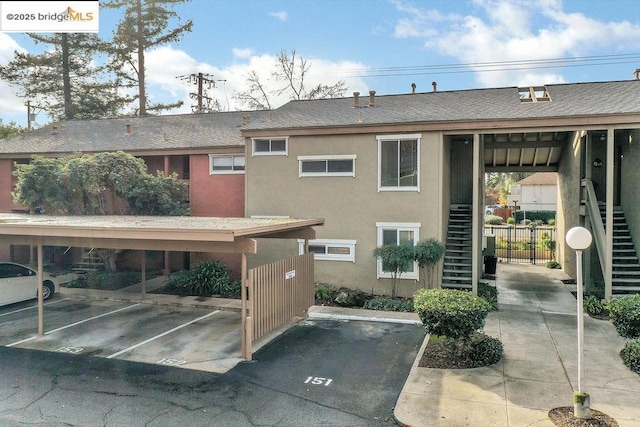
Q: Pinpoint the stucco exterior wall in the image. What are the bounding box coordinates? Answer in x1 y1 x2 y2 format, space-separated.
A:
246 132 444 297
557 131 583 277
0 159 15 213
620 130 640 254
189 154 245 217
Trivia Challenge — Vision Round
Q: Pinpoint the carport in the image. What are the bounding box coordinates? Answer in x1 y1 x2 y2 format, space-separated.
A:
0 213 323 360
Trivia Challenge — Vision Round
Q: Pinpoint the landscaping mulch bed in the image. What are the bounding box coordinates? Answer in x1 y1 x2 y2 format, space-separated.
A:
418 334 491 369
548 407 619 426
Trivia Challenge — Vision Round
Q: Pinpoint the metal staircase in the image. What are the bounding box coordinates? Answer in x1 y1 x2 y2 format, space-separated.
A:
442 205 473 290
601 208 640 295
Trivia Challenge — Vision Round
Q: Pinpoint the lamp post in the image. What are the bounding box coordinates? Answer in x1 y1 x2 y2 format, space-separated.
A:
565 226 593 419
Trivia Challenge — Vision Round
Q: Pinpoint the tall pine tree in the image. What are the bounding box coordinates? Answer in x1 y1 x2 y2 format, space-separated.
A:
102 0 193 116
0 33 131 121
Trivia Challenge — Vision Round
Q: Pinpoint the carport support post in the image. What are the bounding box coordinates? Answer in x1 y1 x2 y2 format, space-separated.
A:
140 250 146 298
241 253 252 361
37 245 44 336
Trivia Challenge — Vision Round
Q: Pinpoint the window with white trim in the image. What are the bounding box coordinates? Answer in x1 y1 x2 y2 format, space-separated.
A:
298 155 356 177
209 155 245 174
252 137 288 156
375 222 420 279
298 239 356 262
377 134 420 191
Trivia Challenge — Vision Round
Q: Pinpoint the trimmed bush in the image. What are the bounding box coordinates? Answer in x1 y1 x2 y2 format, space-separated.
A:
484 215 503 225
545 260 561 269
364 296 414 312
469 333 503 366
621 339 640 374
167 260 235 297
606 295 640 339
413 288 492 340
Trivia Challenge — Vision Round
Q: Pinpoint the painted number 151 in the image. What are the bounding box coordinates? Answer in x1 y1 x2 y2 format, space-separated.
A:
304 376 333 386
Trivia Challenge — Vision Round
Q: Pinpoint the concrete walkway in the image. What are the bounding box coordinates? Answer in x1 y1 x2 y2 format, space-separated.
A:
393 262 640 426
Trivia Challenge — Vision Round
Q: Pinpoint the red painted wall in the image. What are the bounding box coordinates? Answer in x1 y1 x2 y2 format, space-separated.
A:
0 160 14 213
189 154 245 217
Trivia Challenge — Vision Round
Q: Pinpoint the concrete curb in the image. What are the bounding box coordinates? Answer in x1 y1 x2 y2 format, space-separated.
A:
307 310 422 325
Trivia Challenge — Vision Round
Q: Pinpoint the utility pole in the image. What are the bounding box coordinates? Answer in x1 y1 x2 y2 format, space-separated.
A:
176 73 226 113
26 101 43 131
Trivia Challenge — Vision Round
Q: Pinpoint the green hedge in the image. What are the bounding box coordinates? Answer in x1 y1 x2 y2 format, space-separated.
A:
606 295 640 339
621 340 640 374
514 210 556 224
167 260 240 298
413 288 492 340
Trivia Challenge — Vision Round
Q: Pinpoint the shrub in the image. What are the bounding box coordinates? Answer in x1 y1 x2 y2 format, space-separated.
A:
585 281 605 300
506 217 515 225
484 215 503 225
63 270 155 290
583 295 606 316
469 333 503 366
621 339 640 374
478 282 498 311
315 283 338 303
545 260 561 269
167 260 235 297
372 244 415 297
413 288 492 340
364 296 414 312
547 218 556 226
414 238 445 288
606 295 640 339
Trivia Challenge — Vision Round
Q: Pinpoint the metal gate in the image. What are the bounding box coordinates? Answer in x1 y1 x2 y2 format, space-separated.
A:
485 225 556 264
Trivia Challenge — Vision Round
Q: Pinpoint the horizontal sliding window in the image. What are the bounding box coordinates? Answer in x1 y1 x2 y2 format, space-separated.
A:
252 137 288 156
209 155 245 174
298 155 356 177
298 239 356 262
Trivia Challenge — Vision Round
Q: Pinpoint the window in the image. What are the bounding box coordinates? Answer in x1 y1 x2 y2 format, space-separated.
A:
377 134 420 191
209 155 245 174
252 137 288 156
375 222 420 279
298 239 356 262
298 155 356 177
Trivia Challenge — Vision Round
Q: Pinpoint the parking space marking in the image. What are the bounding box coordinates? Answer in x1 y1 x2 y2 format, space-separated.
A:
6 303 141 347
0 298 70 317
106 310 221 359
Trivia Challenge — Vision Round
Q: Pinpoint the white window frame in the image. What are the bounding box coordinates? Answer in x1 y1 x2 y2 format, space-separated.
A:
377 134 421 192
375 222 420 280
209 154 245 175
252 137 288 156
297 154 356 178
298 239 356 262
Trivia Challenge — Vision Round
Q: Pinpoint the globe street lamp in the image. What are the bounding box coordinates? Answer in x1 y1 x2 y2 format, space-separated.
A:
565 226 593 419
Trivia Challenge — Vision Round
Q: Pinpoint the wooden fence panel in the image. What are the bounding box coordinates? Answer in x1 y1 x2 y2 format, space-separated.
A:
248 253 314 343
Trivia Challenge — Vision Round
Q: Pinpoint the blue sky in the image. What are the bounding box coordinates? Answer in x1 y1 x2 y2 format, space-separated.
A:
2 0 640 128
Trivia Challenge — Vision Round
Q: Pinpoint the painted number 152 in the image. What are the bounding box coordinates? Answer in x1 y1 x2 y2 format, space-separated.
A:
304 376 333 386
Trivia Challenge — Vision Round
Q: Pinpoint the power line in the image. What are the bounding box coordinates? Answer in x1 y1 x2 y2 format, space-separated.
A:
342 53 640 78
176 73 226 113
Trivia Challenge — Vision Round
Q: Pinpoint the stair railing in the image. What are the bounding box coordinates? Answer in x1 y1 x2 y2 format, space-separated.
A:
583 178 606 280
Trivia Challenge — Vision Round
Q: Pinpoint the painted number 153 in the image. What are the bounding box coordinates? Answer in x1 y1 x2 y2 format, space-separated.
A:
304 376 333 386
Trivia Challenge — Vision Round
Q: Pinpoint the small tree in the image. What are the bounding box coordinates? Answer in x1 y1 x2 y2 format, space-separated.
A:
414 238 445 288
372 244 415 298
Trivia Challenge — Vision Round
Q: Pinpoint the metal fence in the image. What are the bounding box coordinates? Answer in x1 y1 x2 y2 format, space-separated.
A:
484 225 557 264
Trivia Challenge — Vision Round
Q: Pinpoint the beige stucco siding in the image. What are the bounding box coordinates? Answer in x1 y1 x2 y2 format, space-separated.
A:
246 132 444 297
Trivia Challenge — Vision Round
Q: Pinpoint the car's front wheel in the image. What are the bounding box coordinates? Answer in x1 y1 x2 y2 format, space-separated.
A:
42 281 55 300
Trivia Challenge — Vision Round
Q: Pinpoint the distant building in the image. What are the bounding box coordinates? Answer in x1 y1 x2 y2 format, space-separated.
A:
512 172 558 212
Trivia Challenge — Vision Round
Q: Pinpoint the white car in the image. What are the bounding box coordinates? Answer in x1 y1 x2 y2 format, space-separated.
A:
0 262 58 307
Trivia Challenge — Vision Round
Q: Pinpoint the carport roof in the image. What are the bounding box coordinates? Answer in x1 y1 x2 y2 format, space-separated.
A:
0 214 324 254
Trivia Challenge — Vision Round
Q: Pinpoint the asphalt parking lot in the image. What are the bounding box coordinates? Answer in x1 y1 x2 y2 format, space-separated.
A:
0 296 245 373
0 301 427 426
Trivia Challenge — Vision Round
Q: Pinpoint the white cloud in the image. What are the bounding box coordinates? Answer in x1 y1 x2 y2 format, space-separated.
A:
269 11 288 21
0 34 29 124
144 46 367 112
393 0 640 87
232 48 253 59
